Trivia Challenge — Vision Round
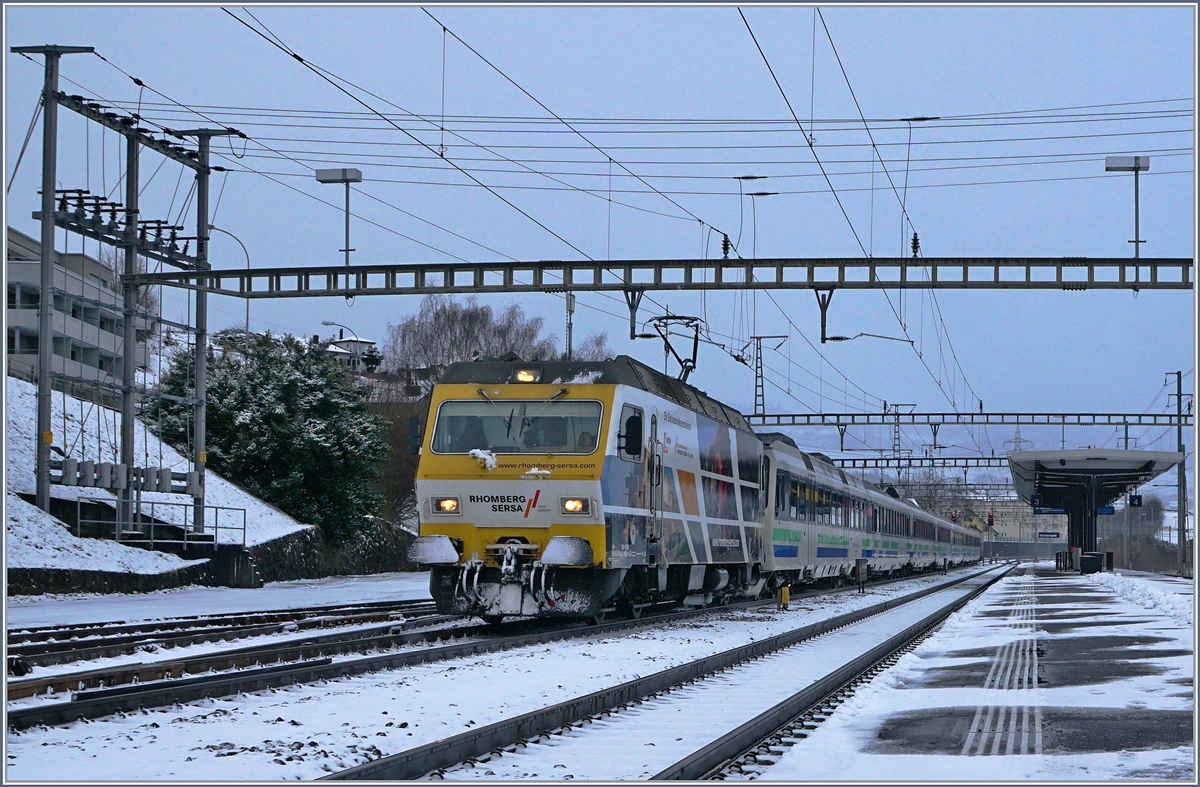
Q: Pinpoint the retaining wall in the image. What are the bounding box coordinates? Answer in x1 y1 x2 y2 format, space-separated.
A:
250 521 417 583
7 563 209 596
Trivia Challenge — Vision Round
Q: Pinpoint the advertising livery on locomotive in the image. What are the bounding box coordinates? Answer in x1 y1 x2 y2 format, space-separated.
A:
407 355 980 621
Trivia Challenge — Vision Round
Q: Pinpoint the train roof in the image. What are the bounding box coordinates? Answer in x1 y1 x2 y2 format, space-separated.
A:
758 431 972 529
437 354 752 432
757 433 862 489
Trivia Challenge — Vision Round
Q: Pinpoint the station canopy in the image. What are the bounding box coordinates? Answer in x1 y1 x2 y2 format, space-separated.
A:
1008 449 1184 551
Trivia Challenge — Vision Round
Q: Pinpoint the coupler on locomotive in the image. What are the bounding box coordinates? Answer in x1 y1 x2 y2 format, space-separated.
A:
412 534 623 620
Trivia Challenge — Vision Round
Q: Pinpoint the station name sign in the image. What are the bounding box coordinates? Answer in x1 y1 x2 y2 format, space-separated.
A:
1033 506 1067 515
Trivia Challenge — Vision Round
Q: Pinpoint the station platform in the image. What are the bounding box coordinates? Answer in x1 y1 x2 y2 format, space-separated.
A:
769 561 1195 780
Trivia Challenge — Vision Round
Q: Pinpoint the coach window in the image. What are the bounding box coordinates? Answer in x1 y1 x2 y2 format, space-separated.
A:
618 404 643 461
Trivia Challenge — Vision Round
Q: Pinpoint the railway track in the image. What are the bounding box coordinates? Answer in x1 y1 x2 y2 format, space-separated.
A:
660 569 1015 780
6 598 441 667
324 563 1012 780
5 566 977 732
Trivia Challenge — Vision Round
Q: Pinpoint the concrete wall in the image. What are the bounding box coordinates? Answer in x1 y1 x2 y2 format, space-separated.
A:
7 564 209 596
250 520 417 583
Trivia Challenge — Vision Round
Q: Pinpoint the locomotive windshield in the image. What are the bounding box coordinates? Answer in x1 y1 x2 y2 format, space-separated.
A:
431 400 602 455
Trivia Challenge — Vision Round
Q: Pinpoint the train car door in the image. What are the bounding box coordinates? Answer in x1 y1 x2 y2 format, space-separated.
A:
646 410 663 563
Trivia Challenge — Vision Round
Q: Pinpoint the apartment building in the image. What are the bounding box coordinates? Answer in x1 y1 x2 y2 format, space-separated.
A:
6 226 151 404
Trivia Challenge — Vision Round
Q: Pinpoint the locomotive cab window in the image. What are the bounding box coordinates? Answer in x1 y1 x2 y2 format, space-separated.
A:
431 400 602 455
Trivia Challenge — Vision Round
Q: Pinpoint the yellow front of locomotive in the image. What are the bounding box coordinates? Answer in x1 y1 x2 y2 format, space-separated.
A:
407 365 622 620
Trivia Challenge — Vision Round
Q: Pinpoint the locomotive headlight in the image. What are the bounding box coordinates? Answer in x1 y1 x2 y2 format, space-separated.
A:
561 497 590 515
433 496 461 514
514 368 540 383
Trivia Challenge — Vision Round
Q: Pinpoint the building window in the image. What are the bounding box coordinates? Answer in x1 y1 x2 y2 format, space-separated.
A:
7 284 37 309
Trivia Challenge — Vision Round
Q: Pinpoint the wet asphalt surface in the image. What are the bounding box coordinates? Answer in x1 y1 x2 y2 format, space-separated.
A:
864 564 1193 757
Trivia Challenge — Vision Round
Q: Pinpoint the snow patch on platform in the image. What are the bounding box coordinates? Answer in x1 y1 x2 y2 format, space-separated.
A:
1088 571 1193 625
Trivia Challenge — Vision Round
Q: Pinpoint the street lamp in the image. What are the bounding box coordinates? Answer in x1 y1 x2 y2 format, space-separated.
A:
208 224 250 334
315 167 363 304
1104 155 1150 260
322 320 360 371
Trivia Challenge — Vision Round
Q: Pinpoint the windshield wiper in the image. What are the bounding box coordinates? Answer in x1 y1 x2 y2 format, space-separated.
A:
518 387 570 436
477 388 514 436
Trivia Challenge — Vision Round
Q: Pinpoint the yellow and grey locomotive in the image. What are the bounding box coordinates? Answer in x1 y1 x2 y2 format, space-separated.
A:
407 355 979 621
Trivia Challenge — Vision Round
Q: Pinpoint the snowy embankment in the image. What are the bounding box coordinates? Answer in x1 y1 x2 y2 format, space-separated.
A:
6 492 205 575
1087 570 1193 625
6 375 311 544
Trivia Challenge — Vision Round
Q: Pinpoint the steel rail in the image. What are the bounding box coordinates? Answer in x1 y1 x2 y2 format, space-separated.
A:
6 613 460 701
323 564 1005 780
5 568 963 730
7 603 440 666
652 566 1013 779
7 597 438 640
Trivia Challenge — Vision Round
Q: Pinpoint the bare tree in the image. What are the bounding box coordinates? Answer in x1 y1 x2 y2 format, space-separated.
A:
571 330 614 361
97 246 160 339
905 468 977 520
384 294 612 371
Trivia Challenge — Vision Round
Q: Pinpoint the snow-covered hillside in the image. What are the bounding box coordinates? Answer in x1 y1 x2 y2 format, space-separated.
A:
5 492 206 574
6 376 311 548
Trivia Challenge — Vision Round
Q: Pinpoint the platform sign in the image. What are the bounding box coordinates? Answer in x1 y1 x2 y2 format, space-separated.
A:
1096 505 1116 515
1034 506 1067 515
1038 531 1061 539
1130 494 1143 508
1031 493 1044 507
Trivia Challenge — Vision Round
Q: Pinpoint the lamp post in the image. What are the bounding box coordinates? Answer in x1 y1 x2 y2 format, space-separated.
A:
322 320 360 371
315 168 363 303
1104 156 1150 259
208 225 250 334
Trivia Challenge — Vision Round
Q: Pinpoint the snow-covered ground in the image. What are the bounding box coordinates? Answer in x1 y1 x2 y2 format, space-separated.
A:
438 570 1004 780
5 375 311 550
5 492 206 575
764 566 1194 781
5 571 432 630
3 568 984 780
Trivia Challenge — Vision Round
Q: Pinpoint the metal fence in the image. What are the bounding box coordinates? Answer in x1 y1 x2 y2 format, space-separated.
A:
75 497 247 548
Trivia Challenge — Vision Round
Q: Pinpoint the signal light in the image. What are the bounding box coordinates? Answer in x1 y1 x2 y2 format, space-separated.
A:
987 512 995 528
950 511 958 522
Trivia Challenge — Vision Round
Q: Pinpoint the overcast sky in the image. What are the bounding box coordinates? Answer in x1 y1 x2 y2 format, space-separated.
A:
5 4 1195 497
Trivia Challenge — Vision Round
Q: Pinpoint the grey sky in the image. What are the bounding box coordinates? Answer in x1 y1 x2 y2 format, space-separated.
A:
5 4 1195 498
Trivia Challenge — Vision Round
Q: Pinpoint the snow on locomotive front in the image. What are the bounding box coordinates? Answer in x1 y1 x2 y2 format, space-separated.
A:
407 355 767 621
